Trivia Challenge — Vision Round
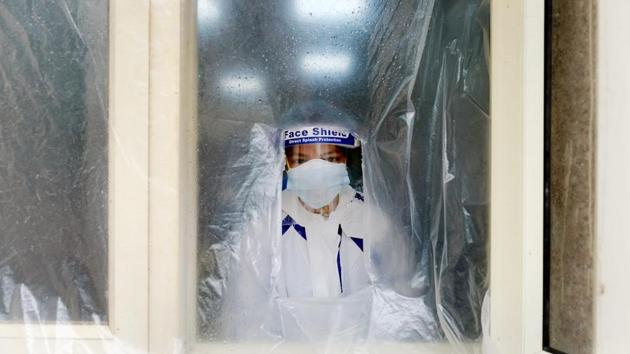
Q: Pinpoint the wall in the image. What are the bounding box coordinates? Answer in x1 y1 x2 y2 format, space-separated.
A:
548 0 597 353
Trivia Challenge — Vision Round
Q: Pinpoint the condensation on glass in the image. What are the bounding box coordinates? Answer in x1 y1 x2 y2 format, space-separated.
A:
196 0 489 349
0 1 108 324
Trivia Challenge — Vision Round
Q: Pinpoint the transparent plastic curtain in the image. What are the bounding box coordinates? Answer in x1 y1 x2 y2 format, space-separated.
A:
0 0 108 324
197 0 489 351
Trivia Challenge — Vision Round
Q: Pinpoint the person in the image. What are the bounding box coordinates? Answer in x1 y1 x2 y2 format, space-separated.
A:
278 125 370 298
269 123 441 341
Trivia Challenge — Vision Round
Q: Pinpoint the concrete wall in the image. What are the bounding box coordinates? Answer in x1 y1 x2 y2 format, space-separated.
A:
548 0 597 353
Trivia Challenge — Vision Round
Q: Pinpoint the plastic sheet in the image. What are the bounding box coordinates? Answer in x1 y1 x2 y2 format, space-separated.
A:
0 0 108 324
197 0 489 351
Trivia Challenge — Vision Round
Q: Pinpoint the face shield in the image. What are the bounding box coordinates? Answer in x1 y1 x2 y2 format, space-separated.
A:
283 126 360 209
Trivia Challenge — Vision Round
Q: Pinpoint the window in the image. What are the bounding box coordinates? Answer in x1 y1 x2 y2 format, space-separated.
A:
0 0 108 326
0 1 562 353
0 0 149 352
192 0 489 352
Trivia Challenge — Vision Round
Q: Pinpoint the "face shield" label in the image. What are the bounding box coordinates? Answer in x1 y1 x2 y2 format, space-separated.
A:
283 126 359 148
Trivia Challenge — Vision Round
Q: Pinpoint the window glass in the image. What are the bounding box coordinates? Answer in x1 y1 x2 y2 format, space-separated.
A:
0 0 108 324
196 0 489 347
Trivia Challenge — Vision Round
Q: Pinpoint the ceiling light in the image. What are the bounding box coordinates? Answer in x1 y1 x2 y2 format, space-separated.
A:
301 53 353 76
294 0 367 21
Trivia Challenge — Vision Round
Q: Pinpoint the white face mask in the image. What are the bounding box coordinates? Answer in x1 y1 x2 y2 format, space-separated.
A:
286 159 351 209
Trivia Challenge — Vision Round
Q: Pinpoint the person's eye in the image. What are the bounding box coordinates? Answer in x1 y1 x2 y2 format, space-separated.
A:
326 157 336 162
298 158 307 164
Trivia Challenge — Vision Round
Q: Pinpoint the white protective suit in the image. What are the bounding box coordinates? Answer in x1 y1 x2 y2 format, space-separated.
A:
273 184 440 342
278 185 370 298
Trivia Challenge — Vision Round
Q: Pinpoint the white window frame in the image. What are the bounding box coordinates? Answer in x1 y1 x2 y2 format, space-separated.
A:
491 0 549 354
0 0 151 352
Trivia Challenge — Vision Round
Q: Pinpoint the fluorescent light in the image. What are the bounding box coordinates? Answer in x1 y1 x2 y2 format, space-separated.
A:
294 0 367 21
301 53 352 76
220 74 263 95
198 0 220 24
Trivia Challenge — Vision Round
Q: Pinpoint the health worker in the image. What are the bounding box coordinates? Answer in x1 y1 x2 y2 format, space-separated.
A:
278 126 370 298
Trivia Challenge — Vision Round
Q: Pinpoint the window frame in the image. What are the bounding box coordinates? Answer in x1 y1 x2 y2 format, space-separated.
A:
0 0 151 352
146 1 550 354
0 0 554 352
487 0 549 353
